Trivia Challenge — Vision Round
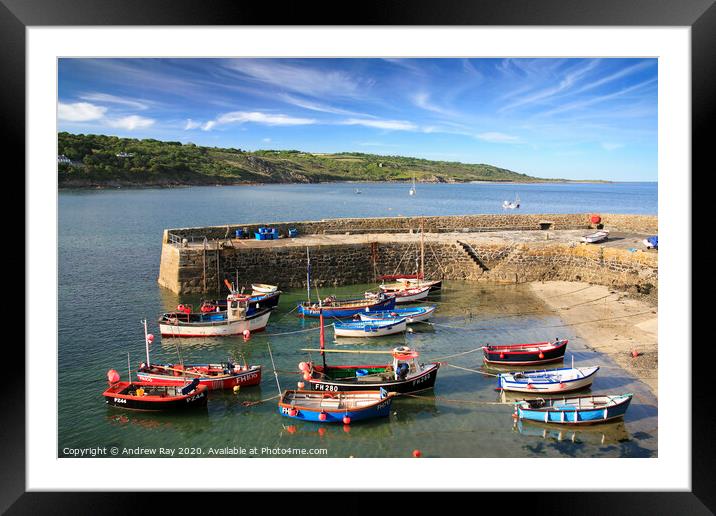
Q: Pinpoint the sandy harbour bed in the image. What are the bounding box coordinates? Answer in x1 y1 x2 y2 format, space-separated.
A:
529 280 658 397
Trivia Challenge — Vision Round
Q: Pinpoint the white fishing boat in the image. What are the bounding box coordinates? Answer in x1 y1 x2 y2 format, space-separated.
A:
158 291 272 337
581 230 609 244
502 193 520 209
333 318 407 338
367 284 430 304
497 366 600 393
251 283 279 294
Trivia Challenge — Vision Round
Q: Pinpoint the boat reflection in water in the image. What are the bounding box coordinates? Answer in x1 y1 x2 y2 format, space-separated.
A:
512 418 630 446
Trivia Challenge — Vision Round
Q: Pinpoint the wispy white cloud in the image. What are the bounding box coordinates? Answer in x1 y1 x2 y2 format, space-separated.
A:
500 59 602 111
262 138 272 143
106 115 155 130
202 111 316 131
540 77 657 117
570 60 656 96
79 92 150 110
58 101 107 122
341 118 418 131
411 92 456 117
475 132 520 144
278 94 372 117
226 60 368 98
184 119 201 130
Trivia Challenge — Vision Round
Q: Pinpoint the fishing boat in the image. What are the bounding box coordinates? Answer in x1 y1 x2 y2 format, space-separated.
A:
409 174 416 196
359 305 437 324
581 230 609 243
159 291 273 337
135 318 263 389
300 346 440 393
379 219 442 293
136 361 261 390
298 293 396 318
251 283 278 294
278 388 395 423
103 370 208 411
497 366 599 393
199 279 281 313
333 317 407 338
513 393 633 425
369 284 430 304
502 193 520 209
483 339 569 366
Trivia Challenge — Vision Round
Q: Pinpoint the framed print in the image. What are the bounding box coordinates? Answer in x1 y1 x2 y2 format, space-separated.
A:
5 0 712 513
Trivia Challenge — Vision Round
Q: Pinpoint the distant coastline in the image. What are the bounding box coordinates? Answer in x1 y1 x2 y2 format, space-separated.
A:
57 132 610 189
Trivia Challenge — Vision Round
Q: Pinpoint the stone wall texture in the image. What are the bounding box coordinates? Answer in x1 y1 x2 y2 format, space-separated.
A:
164 213 658 241
158 213 658 301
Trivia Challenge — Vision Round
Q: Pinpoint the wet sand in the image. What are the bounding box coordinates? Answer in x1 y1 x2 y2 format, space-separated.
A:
530 281 658 396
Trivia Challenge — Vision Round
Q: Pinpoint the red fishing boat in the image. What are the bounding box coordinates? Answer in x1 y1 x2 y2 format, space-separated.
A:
483 339 568 366
102 370 208 411
136 362 261 390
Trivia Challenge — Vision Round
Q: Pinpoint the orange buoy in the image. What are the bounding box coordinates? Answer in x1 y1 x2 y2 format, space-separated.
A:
538 352 545 359
342 416 351 425
631 350 640 358
297 381 305 389
319 412 327 421
412 449 422 458
287 425 297 434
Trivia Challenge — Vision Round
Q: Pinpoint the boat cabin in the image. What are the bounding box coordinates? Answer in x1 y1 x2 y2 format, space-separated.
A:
392 346 421 380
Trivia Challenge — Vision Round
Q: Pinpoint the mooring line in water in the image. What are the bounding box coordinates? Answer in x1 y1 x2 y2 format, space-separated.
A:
241 394 280 407
428 346 485 361
397 392 506 406
444 363 499 377
262 326 322 337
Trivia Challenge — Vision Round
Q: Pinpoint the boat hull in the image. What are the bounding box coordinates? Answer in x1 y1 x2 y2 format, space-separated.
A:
333 318 407 337
136 365 262 390
297 296 396 318
483 340 568 365
158 309 271 337
394 287 430 303
102 382 208 411
309 363 439 393
515 394 632 425
278 390 394 423
497 366 599 393
361 305 436 323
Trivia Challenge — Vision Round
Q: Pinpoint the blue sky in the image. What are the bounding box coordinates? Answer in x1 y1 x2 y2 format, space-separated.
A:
58 58 657 181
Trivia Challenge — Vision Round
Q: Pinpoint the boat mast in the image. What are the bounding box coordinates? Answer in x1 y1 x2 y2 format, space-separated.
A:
142 318 150 366
420 218 425 284
306 247 311 304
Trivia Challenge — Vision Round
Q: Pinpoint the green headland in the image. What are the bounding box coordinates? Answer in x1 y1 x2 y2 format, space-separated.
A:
58 132 593 188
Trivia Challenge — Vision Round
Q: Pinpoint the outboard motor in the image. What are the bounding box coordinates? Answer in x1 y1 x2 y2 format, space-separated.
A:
181 378 201 395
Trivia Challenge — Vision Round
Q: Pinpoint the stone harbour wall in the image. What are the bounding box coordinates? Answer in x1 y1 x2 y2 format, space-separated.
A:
163 213 657 243
158 234 658 301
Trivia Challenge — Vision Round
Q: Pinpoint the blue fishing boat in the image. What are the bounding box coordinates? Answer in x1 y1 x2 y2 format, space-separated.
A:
278 388 395 423
513 393 633 425
297 293 396 318
360 305 436 324
333 317 407 337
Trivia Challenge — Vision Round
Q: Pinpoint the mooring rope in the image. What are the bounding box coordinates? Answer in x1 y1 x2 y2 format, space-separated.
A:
444 363 500 377
240 394 280 407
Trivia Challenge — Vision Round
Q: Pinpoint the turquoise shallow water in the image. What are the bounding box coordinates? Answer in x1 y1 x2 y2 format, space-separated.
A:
58 182 657 458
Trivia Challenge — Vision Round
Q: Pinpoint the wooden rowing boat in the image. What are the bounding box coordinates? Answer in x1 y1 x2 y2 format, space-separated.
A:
514 393 633 425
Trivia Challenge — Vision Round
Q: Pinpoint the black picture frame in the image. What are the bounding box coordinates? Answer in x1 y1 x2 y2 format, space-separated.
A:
4 0 709 513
